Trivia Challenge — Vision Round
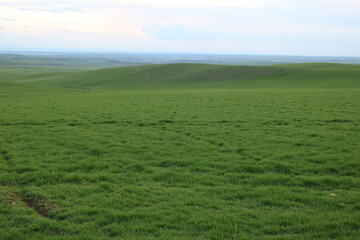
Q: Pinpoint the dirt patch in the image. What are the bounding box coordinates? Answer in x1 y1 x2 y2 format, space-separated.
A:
21 195 58 218
0 182 14 186
1 185 59 218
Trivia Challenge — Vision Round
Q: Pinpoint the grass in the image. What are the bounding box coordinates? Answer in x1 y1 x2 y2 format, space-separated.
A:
0 62 359 239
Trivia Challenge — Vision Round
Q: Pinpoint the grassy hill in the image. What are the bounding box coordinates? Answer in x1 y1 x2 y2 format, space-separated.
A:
27 64 286 89
21 63 360 90
1 62 360 239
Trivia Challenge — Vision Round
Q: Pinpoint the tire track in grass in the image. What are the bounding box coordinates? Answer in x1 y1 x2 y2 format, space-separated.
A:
140 121 248 157
132 120 248 157
134 121 224 148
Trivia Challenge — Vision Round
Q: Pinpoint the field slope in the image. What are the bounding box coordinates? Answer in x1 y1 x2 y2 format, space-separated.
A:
23 63 360 89
0 63 359 239
27 64 287 89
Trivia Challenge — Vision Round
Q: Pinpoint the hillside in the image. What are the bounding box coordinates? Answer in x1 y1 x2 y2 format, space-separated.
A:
2 62 360 90
27 64 285 89
1 62 360 239
21 63 360 90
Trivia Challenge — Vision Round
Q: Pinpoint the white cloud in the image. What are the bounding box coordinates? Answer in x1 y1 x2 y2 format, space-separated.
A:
121 0 276 8
319 0 360 6
0 17 17 21
7 0 277 8
0 0 359 56
19 7 84 13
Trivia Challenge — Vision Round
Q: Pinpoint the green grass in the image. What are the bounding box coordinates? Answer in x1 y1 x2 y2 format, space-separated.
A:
0 63 359 239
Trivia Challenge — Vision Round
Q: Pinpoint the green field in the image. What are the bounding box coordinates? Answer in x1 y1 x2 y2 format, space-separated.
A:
0 62 359 239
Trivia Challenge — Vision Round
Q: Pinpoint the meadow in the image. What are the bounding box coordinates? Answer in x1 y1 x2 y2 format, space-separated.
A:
0 61 359 239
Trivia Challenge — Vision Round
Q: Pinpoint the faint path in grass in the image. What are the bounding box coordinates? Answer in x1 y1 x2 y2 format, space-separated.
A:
93 119 245 155
156 122 227 148
133 120 250 158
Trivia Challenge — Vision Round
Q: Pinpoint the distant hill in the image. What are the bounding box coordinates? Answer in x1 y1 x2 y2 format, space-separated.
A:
2 63 359 90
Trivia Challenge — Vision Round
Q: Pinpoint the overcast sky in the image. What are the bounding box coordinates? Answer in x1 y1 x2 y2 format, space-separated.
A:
0 0 360 56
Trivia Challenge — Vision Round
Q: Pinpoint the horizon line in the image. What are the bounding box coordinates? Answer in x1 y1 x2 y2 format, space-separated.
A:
1 49 360 58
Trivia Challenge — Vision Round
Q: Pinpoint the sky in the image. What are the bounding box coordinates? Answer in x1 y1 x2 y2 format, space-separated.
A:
0 0 360 56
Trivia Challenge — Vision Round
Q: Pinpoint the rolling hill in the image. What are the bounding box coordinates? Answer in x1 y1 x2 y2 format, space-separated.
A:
24 64 285 89
1 61 359 239
16 63 359 90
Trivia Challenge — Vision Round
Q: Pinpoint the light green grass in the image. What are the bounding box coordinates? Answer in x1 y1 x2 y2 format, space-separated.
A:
0 63 359 239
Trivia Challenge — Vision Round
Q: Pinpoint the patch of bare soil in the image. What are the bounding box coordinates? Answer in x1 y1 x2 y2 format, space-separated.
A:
21 195 58 218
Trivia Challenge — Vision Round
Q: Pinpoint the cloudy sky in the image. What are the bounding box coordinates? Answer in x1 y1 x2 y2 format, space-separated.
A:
0 0 360 56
